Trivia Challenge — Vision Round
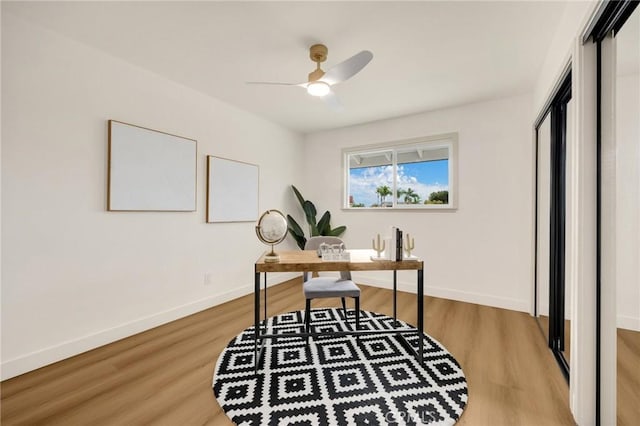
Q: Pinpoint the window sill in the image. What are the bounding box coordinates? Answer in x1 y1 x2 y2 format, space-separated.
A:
342 205 457 212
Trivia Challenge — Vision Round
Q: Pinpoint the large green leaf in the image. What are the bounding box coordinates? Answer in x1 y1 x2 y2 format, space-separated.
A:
287 215 307 249
291 185 306 210
317 211 331 235
287 214 304 236
302 200 317 228
289 230 306 250
327 226 346 237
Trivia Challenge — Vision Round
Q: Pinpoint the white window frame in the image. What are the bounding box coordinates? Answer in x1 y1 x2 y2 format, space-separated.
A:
343 133 458 210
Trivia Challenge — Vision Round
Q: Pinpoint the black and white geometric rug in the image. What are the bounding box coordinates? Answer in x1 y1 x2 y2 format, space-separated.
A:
213 308 467 425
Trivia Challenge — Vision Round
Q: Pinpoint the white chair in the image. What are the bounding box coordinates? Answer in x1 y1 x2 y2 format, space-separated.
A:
303 237 360 339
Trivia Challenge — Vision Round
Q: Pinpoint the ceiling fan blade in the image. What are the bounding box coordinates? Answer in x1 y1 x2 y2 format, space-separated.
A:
246 81 307 87
320 50 373 86
322 90 344 112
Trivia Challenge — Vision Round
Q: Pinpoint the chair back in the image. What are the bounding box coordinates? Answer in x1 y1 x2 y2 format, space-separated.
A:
304 236 351 281
304 236 344 251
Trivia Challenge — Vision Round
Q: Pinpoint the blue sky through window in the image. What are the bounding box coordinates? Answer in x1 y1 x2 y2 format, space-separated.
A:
349 159 449 207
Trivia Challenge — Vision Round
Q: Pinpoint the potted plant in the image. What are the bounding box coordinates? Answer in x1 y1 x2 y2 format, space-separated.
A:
286 185 346 249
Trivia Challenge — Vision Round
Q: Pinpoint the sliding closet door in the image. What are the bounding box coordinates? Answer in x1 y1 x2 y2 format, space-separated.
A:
535 71 571 379
613 11 640 424
562 97 573 364
599 7 640 424
536 114 552 345
549 77 570 375
587 1 639 423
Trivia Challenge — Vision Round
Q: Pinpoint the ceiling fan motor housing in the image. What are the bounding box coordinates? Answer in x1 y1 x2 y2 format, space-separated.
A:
309 44 328 63
308 44 328 82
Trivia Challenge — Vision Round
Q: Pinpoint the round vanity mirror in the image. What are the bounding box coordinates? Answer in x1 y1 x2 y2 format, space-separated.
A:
255 209 288 263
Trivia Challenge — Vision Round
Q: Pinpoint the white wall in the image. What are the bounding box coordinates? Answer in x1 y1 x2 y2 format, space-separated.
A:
616 72 640 331
1 13 303 380
303 94 533 312
533 1 598 115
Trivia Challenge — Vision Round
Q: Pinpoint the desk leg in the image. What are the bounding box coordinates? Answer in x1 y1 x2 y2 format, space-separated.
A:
417 268 424 364
254 269 260 373
393 270 398 326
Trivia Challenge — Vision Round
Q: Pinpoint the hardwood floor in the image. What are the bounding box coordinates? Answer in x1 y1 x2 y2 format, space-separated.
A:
618 328 640 426
535 316 640 425
534 316 571 363
1 279 576 425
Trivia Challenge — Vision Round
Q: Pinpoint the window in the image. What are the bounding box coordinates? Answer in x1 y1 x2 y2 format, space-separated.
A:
344 134 457 209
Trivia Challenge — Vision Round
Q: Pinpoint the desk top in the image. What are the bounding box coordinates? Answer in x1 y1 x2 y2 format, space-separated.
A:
255 249 423 273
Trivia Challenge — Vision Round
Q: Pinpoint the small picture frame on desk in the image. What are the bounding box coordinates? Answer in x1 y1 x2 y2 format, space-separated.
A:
322 252 351 261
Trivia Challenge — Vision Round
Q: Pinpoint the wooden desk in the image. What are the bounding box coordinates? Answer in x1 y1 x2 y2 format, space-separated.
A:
254 249 424 372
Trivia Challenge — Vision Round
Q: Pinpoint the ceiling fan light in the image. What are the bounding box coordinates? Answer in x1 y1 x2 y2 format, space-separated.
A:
307 81 330 97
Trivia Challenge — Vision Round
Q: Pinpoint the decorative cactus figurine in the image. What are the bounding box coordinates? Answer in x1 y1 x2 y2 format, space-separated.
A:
404 233 415 258
372 233 385 258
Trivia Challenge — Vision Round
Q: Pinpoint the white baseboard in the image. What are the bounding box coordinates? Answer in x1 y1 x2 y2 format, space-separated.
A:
1 272 300 381
617 315 640 332
351 273 530 313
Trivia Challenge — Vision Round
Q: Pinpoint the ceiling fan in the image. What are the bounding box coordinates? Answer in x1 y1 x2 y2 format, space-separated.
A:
247 44 373 110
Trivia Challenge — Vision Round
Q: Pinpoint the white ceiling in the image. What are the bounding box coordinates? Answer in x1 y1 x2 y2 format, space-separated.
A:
617 7 640 76
4 1 570 134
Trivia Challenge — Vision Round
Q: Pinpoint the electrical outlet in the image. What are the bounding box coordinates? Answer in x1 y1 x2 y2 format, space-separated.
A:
204 272 214 286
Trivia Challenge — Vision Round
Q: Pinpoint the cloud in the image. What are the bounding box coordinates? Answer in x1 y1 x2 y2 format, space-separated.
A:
349 165 448 206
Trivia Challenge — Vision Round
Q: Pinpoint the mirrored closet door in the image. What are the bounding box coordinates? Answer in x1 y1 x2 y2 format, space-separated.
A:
534 71 572 379
536 113 552 347
610 7 640 425
586 1 639 423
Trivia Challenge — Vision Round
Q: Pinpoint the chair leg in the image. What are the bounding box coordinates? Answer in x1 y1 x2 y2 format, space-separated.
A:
355 297 360 341
305 298 311 342
341 297 347 318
